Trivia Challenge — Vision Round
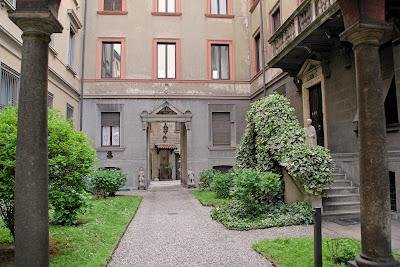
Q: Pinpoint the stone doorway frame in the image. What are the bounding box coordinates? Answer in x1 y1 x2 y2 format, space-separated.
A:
298 59 329 147
141 101 192 187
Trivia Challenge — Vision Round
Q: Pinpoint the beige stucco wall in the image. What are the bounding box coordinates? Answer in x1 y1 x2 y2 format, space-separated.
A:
0 0 83 127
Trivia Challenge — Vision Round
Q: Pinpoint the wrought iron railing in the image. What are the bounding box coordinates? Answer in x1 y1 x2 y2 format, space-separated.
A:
269 0 338 57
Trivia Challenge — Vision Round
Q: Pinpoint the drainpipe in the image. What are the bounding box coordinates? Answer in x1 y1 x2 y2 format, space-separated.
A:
259 0 267 97
79 0 88 131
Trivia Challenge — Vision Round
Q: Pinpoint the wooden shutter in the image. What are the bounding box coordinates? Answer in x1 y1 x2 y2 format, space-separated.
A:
101 112 120 127
212 112 231 146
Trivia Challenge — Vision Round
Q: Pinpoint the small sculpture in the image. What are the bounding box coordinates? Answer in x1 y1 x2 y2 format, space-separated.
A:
304 118 317 146
138 167 146 190
187 168 196 188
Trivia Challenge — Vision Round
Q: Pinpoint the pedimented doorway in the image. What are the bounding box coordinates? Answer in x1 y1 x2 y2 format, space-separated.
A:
141 101 192 187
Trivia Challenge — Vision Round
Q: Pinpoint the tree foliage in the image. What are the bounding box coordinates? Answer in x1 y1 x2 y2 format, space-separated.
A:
0 107 96 237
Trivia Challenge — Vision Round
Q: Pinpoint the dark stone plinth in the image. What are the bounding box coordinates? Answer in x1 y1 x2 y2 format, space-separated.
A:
8 10 62 267
341 22 399 267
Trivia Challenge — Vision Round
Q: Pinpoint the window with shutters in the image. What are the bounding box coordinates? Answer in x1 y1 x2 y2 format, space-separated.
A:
211 0 228 15
157 0 176 13
48 92 54 108
157 43 176 79
212 112 231 146
0 63 19 110
389 171 397 211
210 43 231 80
104 0 122 11
254 32 262 74
384 78 399 127
101 112 120 147
68 27 76 68
270 3 281 33
101 42 122 79
66 104 74 121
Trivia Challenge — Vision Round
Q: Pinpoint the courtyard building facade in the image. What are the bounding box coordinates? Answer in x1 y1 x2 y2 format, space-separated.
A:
0 0 399 219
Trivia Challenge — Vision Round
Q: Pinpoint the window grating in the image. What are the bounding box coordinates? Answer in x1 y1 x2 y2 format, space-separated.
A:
0 63 19 110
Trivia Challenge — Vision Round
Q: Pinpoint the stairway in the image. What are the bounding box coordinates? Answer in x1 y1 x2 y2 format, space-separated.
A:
322 167 361 220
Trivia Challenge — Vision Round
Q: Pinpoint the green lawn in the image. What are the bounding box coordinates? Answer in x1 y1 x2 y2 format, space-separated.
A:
191 190 229 207
253 238 400 267
0 195 142 267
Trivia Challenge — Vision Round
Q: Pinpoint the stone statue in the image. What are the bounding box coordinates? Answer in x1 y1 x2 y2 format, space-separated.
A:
138 167 146 190
304 118 317 146
187 168 196 188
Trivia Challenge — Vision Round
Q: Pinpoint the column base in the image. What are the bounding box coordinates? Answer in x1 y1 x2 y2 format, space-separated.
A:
348 254 400 267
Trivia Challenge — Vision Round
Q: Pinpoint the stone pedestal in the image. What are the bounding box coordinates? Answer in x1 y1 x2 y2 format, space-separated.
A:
341 23 399 267
8 11 62 267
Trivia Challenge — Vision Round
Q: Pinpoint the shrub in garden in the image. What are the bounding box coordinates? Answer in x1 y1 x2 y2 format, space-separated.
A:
212 172 234 199
281 144 334 195
231 169 281 215
88 168 127 197
199 169 219 190
236 94 333 195
326 238 360 266
0 107 96 236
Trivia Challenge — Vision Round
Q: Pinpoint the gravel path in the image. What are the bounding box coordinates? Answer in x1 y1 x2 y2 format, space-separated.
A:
108 182 331 267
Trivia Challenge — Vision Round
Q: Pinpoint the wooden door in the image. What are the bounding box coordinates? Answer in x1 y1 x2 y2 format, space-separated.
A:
309 83 325 146
159 150 171 180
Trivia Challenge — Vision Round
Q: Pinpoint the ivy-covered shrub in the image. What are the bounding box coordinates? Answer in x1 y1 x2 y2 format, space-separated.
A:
236 94 333 195
0 107 96 235
281 144 334 195
88 168 127 197
212 172 234 199
199 169 219 191
211 201 313 230
231 169 281 216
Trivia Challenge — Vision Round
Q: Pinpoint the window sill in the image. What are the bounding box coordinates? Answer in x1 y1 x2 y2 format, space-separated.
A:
1 0 16 10
387 123 400 133
208 146 236 151
97 11 128 15
49 46 58 56
152 12 182 16
66 65 77 76
97 146 126 152
249 0 260 13
205 14 234 19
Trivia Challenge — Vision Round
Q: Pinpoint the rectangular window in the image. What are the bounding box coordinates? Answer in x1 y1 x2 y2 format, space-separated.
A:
157 43 176 79
66 104 74 121
48 92 54 108
0 64 19 110
101 112 120 147
101 42 122 79
212 112 231 146
211 44 230 80
211 0 228 15
104 0 122 11
384 78 399 126
68 27 76 67
271 7 281 32
254 32 262 73
158 0 176 12
389 171 397 211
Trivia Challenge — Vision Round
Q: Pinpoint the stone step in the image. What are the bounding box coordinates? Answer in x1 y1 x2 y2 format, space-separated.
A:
325 186 359 195
323 194 360 203
333 173 346 179
333 179 352 187
323 202 360 212
322 209 360 221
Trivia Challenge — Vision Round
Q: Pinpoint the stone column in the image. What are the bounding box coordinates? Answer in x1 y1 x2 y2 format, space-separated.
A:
341 23 398 267
8 12 62 267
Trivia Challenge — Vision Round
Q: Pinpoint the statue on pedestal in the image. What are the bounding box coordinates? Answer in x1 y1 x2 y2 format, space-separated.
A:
138 167 146 190
187 168 196 188
304 118 317 146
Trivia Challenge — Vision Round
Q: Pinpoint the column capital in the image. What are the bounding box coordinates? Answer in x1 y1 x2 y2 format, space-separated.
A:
8 11 63 36
340 22 392 49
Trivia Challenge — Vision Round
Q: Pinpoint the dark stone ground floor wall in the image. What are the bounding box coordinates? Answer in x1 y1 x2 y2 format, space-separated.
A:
82 98 249 188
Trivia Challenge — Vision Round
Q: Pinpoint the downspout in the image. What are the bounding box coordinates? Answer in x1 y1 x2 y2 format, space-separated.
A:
259 0 267 97
79 0 88 131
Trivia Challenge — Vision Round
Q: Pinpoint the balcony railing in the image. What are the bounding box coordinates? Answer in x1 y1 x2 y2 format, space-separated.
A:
269 0 339 57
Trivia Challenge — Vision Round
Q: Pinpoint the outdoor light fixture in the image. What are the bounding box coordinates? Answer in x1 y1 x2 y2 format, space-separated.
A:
163 123 169 135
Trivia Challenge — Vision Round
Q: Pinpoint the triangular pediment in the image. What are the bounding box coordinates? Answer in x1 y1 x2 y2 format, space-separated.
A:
297 59 322 79
151 101 183 116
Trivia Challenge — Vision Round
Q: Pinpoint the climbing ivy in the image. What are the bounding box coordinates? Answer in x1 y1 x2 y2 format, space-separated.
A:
236 94 334 195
